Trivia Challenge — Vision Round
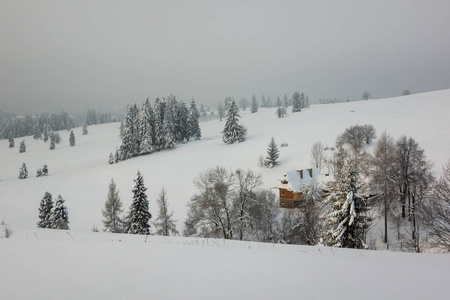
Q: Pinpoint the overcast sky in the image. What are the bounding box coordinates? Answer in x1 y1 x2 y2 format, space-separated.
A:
1 0 450 114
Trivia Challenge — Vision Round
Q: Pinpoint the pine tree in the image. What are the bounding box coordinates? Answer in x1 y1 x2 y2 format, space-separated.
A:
292 91 302 112
187 99 201 141
69 130 75 146
153 187 178 236
52 194 69 230
108 152 114 164
19 140 26 153
251 94 258 113
18 162 28 179
9 136 14 148
102 179 123 233
49 130 56 150
265 137 280 168
320 157 371 249
82 121 88 135
37 192 53 228
130 171 151 235
222 101 246 144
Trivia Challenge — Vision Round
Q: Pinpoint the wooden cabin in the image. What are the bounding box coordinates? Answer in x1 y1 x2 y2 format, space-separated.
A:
274 168 322 208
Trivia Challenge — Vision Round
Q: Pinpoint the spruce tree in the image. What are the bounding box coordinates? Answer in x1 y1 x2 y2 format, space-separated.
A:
19 140 26 153
130 171 151 235
52 194 69 230
320 157 371 249
42 164 48 176
120 104 138 159
251 94 258 113
9 136 14 148
43 125 49 142
292 91 302 112
108 152 114 164
82 121 88 135
49 130 56 150
153 98 164 151
37 192 53 228
162 99 175 149
222 101 246 144
187 99 201 141
153 187 178 236
138 99 154 155
102 179 123 233
265 137 280 168
18 162 28 179
176 101 189 143
69 130 75 146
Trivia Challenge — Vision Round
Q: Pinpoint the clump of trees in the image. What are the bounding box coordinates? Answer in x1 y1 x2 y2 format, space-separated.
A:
115 96 201 162
37 192 69 230
336 124 376 151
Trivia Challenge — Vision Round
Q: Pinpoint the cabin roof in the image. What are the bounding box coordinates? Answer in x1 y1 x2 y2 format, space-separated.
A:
274 168 322 193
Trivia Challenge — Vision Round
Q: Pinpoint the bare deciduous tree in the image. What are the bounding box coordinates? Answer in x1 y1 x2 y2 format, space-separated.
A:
310 141 325 171
421 160 450 252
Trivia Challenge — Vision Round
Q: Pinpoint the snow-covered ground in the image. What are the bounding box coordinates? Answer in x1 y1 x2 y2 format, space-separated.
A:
1 90 449 299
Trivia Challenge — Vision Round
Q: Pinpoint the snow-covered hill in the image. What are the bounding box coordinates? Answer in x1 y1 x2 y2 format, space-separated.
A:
1 89 449 231
0 90 449 299
1 228 448 300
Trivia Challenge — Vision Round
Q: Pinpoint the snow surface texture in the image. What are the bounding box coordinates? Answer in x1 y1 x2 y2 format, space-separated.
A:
0 90 449 299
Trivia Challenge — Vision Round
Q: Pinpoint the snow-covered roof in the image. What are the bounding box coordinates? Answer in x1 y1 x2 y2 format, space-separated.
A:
274 168 322 193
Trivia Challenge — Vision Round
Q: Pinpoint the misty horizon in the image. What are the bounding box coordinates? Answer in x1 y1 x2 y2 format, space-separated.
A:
1 0 450 115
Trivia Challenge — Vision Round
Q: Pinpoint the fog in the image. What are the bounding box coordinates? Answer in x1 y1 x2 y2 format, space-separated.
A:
1 0 450 114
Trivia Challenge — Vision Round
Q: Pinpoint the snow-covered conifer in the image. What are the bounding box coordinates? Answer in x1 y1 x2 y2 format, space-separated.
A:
187 98 201 141
120 104 138 159
222 101 246 144
153 98 164 151
292 91 302 112
37 192 53 228
251 94 258 113
52 194 69 230
43 125 49 142
49 130 56 150
162 99 175 149
114 148 119 163
82 121 88 135
108 152 114 164
69 130 75 146
176 101 189 143
18 162 28 179
320 157 371 249
265 137 280 168
138 99 154 155
9 136 14 148
102 179 123 233
130 171 151 235
19 140 26 153
42 164 48 176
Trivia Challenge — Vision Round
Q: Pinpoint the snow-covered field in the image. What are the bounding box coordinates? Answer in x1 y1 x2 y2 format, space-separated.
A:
1 90 449 299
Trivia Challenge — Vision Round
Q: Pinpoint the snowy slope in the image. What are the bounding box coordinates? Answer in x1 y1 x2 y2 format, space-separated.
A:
1 89 449 231
0 90 449 300
1 228 449 300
